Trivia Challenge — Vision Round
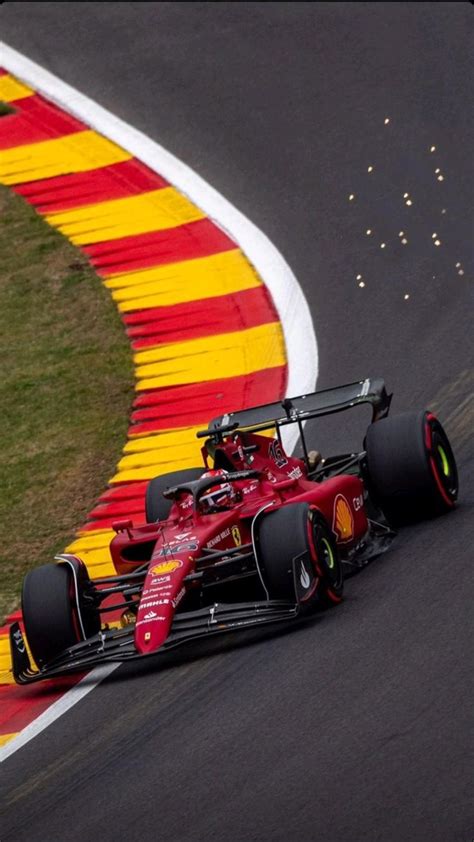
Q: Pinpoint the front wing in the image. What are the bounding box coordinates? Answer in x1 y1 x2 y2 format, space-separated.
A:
10 600 299 685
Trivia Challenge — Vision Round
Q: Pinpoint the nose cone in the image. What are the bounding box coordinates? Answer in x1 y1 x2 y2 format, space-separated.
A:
134 557 191 654
135 606 173 654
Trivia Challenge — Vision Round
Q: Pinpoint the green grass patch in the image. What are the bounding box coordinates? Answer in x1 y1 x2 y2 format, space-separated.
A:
0 186 134 623
0 101 15 116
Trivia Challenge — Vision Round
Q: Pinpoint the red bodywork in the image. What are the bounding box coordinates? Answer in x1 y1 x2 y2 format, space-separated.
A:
109 432 368 655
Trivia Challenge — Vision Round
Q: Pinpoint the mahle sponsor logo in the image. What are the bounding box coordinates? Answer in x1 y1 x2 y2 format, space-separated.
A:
141 599 170 609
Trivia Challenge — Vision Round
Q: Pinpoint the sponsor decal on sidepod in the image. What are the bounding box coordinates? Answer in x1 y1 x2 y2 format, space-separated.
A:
332 494 354 542
206 528 230 549
154 542 198 557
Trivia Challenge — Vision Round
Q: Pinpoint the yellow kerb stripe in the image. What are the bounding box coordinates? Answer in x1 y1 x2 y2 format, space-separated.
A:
45 187 204 245
110 455 204 485
66 530 116 554
65 531 116 576
0 633 36 684
0 634 12 684
0 74 34 102
123 426 202 453
133 321 285 391
117 426 203 472
108 249 260 310
0 732 18 747
0 130 131 185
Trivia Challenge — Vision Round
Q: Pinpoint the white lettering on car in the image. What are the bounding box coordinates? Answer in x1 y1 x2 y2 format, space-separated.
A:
147 585 173 595
172 587 186 608
353 494 364 511
140 599 170 609
136 616 167 626
287 466 302 480
206 527 231 549
243 481 259 495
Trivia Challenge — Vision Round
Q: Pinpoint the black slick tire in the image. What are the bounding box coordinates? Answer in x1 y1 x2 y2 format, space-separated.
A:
22 563 83 668
257 502 343 607
365 411 458 525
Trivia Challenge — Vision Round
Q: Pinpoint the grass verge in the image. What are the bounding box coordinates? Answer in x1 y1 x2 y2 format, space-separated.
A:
0 185 134 623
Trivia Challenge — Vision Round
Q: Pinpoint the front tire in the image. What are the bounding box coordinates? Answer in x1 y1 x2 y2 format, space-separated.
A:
257 502 343 608
22 561 96 668
365 411 458 525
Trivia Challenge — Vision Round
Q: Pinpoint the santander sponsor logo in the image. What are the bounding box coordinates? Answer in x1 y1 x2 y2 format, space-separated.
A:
136 614 167 626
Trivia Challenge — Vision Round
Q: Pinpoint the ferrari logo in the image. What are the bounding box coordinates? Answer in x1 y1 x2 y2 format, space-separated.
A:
332 494 354 543
232 526 242 547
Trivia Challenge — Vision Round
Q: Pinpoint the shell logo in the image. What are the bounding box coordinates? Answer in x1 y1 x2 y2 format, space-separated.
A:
332 494 354 543
151 559 183 575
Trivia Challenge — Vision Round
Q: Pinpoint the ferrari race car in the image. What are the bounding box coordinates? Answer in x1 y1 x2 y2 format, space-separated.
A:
10 378 458 684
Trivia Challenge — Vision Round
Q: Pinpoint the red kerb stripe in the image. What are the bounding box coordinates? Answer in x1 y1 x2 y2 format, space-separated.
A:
125 287 279 349
13 159 169 211
0 93 86 149
83 219 236 275
0 676 82 734
128 367 287 435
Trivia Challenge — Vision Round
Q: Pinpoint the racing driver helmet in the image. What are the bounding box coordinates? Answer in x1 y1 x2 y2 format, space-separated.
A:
200 470 236 513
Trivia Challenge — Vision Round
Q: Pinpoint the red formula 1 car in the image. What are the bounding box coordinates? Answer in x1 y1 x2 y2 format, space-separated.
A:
10 378 458 684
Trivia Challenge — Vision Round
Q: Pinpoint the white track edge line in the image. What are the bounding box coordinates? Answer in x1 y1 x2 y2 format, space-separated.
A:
0 663 119 762
0 41 318 758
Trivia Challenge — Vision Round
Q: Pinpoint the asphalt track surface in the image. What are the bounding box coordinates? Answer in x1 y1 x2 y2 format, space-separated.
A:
1 4 473 841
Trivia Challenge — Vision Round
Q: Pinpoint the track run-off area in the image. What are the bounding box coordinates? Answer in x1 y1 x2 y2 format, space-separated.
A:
0 4 472 841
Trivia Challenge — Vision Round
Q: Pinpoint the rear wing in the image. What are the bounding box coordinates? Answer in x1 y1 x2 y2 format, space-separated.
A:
197 378 392 440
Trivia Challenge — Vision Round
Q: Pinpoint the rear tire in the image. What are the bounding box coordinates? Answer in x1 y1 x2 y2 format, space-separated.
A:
145 467 204 522
22 562 88 667
257 502 343 608
365 411 458 525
